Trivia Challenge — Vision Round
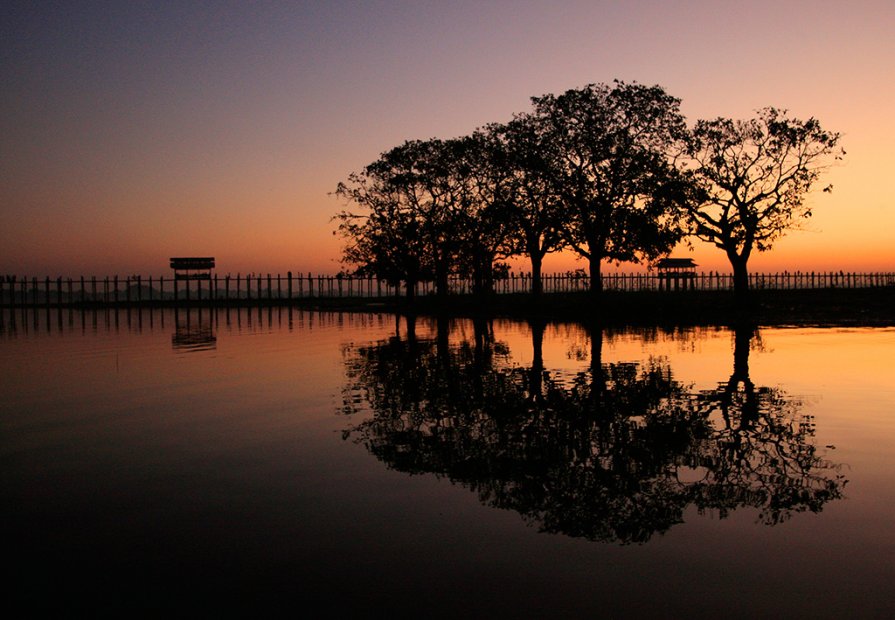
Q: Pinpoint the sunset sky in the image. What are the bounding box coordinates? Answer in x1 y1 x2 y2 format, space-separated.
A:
2 1 893 277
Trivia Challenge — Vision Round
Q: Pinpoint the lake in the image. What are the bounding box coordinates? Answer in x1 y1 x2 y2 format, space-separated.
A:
2 307 893 616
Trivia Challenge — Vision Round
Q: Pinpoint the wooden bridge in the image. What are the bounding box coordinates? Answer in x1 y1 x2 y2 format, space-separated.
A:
1 270 893 307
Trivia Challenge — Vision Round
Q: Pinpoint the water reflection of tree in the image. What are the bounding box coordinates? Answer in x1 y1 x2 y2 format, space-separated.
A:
340 319 845 544
687 326 844 525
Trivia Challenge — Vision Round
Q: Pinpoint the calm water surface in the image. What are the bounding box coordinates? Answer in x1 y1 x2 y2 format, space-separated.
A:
2 308 893 616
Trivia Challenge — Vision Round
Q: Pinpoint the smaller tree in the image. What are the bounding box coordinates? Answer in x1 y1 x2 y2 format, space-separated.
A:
333 144 438 299
447 131 516 296
684 108 844 299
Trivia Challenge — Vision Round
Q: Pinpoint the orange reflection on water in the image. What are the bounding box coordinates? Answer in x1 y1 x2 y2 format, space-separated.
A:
2 308 894 615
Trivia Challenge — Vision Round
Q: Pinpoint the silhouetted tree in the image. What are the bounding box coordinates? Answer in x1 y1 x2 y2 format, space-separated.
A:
334 142 437 298
531 81 687 294
335 139 469 298
412 138 473 297
492 116 566 296
451 131 517 295
683 108 843 299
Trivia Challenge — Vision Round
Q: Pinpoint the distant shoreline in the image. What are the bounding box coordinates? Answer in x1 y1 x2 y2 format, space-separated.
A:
305 287 895 328
6 288 892 328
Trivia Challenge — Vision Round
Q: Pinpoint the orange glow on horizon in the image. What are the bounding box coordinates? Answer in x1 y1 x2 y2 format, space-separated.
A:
2 2 893 278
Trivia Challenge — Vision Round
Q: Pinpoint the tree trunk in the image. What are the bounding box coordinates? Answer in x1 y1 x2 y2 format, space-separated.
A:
435 264 449 298
530 252 543 296
589 324 606 410
405 280 416 301
728 323 758 427
472 249 494 297
730 255 750 301
405 314 417 343
588 255 603 295
528 319 545 403
732 324 753 381
436 315 450 364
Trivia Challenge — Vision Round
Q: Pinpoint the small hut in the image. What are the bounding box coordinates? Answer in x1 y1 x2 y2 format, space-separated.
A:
170 257 214 280
656 257 697 291
170 257 215 301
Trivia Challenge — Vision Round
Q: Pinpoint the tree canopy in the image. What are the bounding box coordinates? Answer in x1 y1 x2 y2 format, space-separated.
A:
683 107 843 297
530 81 688 292
333 85 842 299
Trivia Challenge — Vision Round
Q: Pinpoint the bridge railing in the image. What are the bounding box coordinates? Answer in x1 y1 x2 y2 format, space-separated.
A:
2 271 893 306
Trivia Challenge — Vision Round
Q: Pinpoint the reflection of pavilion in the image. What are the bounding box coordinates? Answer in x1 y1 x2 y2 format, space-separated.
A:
172 307 216 352
656 257 697 291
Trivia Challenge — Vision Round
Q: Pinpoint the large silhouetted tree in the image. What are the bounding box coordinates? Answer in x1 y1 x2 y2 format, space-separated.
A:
531 81 687 293
492 116 566 295
684 108 843 299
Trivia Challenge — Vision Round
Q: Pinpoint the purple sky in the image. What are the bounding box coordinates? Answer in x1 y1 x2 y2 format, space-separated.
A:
2 1 893 276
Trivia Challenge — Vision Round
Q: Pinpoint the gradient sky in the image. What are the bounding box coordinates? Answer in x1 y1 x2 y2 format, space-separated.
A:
2 0 893 277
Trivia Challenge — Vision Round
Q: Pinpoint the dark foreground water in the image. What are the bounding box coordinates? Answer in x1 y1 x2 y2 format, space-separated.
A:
2 308 893 616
